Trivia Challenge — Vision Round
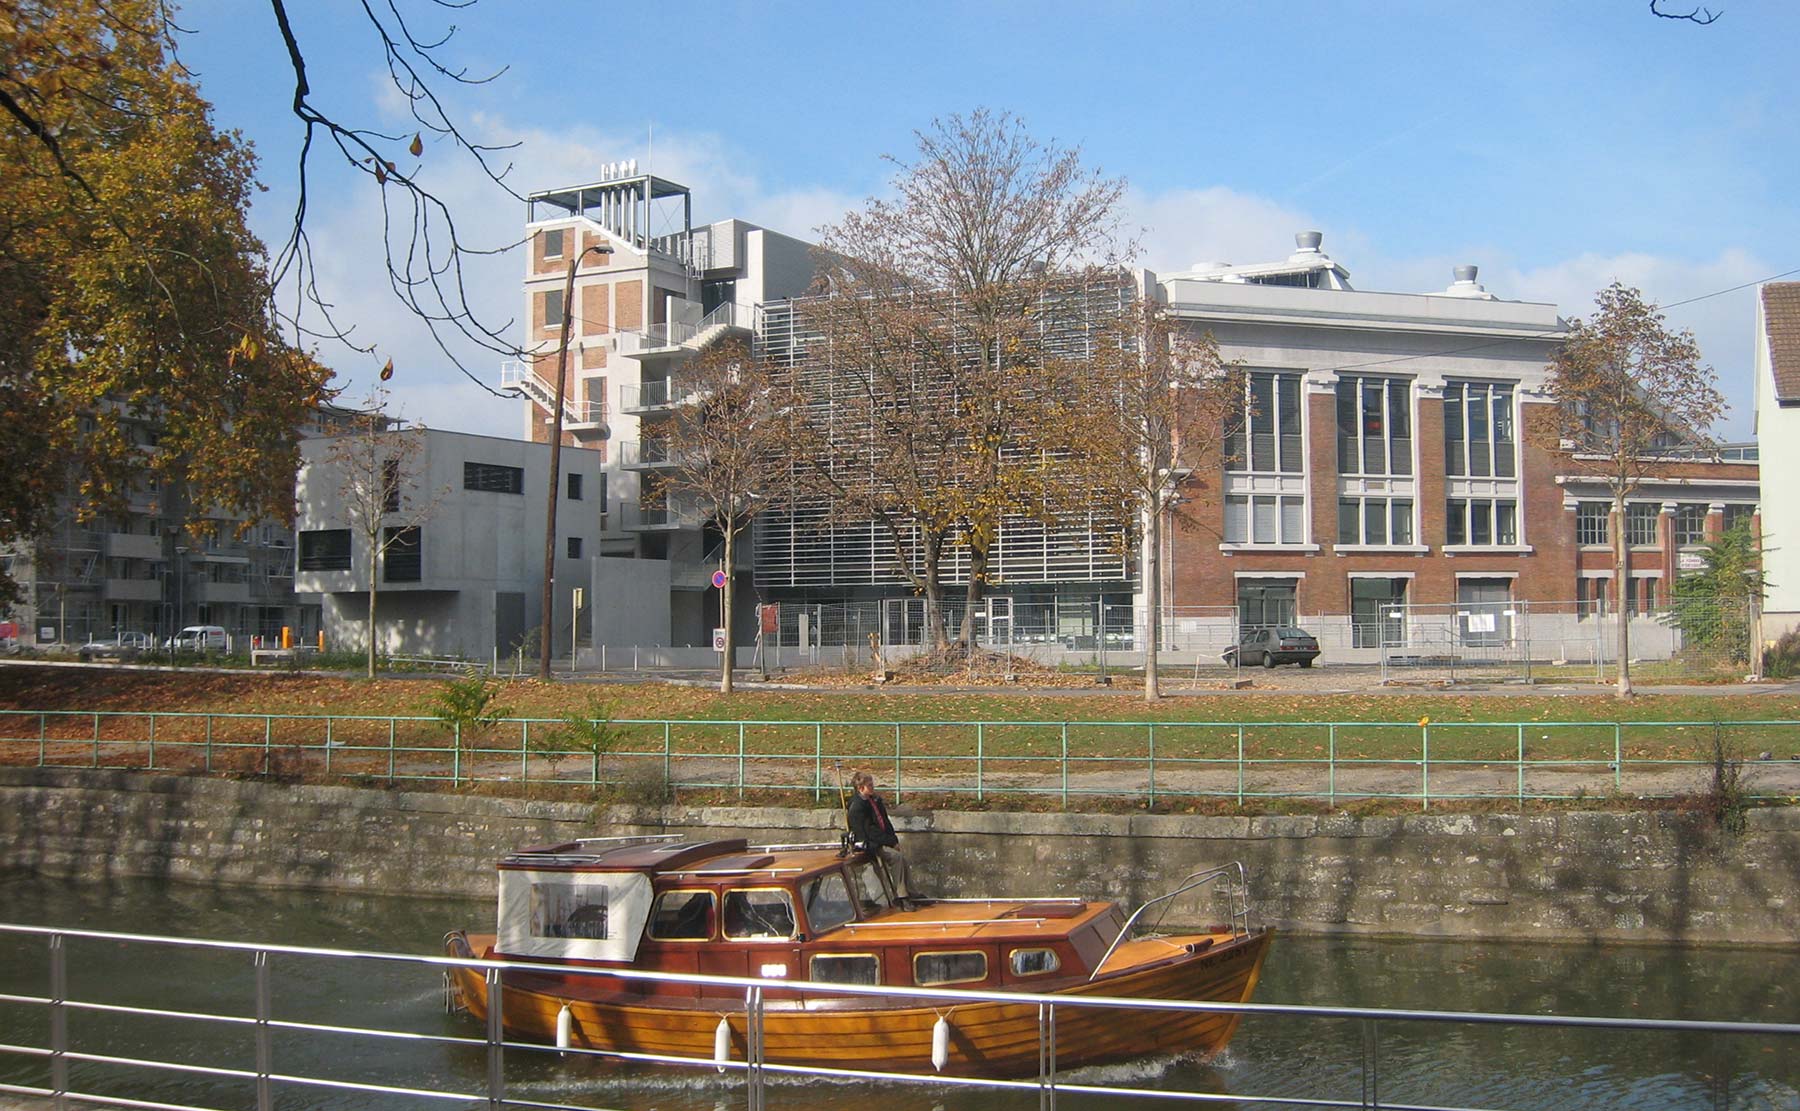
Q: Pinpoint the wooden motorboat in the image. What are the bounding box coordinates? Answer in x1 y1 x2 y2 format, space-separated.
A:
445 836 1273 1077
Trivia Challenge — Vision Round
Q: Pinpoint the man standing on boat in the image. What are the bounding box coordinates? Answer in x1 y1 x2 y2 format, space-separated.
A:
848 770 918 909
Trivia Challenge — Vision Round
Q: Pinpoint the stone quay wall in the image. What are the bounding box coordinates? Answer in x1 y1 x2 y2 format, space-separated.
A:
1 768 1794 944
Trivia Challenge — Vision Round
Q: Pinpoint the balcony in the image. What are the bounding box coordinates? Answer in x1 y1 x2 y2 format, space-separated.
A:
191 579 250 604
104 578 162 602
627 504 693 532
620 379 679 414
618 439 674 470
105 532 162 561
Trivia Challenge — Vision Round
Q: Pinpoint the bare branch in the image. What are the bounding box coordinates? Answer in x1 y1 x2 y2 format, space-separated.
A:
1649 0 1722 24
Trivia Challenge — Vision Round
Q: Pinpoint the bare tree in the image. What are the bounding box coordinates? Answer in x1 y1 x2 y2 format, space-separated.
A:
1541 283 1725 697
1077 293 1245 700
652 340 793 694
319 390 448 677
805 109 1127 654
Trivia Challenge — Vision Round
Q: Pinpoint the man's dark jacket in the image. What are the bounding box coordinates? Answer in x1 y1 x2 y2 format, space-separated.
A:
847 792 899 850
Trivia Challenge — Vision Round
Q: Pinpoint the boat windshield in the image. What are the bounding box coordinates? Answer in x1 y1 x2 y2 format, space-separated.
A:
722 889 796 940
848 860 890 913
801 871 855 934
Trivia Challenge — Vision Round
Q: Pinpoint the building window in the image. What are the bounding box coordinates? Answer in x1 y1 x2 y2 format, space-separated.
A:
599 473 609 515
1446 498 1518 546
298 529 351 572
1577 577 1609 619
1443 381 1516 478
1237 579 1297 629
383 526 421 582
1673 503 1708 546
464 461 524 494
1335 376 1412 476
1458 578 1512 648
567 472 583 500
1338 497 1413 546
1576 502 1610 546
1351 577 1407 649
1722 504 1755 534
1226 494 1306 545
543 228 564 258
1226 372 1304 474
542 289 564 330
1626 576 1659 616
566 537 583 560
381 458 401 513
1625 503 1659 547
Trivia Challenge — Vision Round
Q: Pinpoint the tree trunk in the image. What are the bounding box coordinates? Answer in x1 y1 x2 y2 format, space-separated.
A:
365 540 378 679
1614 496 1632 698
960 542 991 654
720 524 735 695
922 540 948 654
1144 502 1162 701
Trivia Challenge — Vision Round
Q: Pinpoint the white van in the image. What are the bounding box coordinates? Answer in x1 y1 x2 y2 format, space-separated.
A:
167 625 228 653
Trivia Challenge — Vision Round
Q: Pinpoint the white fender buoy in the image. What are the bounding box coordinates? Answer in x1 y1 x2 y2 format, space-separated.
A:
931 1014 951 1072
714 1016 732 1070
555 1003 573 1052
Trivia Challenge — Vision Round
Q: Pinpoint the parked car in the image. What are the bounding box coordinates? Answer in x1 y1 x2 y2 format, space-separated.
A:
165 625 228 653
78 632 157 662
1222 626 1321 669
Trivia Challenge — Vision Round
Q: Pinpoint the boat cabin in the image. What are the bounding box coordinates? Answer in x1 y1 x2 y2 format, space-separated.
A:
489 836 1127 993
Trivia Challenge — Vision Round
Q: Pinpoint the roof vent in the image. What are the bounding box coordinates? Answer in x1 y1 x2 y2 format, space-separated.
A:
1440 264 1496 300
1294 230 1324 253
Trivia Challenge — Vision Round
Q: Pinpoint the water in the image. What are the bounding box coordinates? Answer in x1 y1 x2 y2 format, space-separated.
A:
0 875 1794 1110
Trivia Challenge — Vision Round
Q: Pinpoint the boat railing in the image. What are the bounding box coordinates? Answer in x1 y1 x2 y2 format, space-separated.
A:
1 921 1791 1111
1091 861 1251 982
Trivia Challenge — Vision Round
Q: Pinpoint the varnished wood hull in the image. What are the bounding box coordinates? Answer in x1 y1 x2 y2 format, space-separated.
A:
446 928 1273 1078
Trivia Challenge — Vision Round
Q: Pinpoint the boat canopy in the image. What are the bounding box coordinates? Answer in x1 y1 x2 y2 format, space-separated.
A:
497 869 654 963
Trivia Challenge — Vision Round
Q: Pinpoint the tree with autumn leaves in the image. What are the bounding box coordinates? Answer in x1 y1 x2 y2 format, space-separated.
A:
1 1 329 602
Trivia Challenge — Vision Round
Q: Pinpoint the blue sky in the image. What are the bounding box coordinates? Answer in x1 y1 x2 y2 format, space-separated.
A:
174 1 1797 438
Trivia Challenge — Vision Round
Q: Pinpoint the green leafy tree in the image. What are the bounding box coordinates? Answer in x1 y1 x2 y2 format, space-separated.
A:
1665 521 1766 666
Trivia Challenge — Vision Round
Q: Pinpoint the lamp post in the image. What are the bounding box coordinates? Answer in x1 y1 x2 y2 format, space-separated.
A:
541 240 610 679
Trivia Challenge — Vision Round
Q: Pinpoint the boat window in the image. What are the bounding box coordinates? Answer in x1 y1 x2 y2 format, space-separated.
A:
1010 947 1062 977
647 890 714 941
529 881 612 940
801 872 855 934
722 889 796 940
809 954 879 985
914 950 988 986
849 860 890 913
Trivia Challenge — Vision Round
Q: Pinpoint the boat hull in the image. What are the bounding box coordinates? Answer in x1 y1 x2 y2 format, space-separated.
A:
446 928 1273 1078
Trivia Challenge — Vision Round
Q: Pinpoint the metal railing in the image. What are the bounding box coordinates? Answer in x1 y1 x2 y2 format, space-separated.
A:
0 923 1791 1111
3 710 1795 809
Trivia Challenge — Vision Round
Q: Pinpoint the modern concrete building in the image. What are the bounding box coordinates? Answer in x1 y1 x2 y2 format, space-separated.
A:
1754 282 1800 637
295 428 604 662
503 170 821 649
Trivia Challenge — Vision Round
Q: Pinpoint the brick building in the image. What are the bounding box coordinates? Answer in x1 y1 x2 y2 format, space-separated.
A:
1159 234 1758 660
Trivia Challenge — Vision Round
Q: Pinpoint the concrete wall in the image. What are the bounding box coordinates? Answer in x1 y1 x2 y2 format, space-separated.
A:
2 769 1794 944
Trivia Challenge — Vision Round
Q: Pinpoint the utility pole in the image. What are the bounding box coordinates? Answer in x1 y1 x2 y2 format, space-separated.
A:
540 239 610 679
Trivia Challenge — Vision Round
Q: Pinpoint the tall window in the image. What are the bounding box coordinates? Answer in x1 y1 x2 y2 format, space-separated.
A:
543 228 565 258
1722 504 1755 533
1226 372 1304 474
1336 377 1412 475
1576 502 1610 546
381 458 401 513
383 526 421 582
1350 578 1407 649
1338 498 1414 546
1673 503 1708 546
541 289 564 329
1443 382 1516 478
1225 494 1306 545
1446 498 1518 546
1577 577 1608 619
567 472 583 501
1625 503 1659 547
1237 579 1297 629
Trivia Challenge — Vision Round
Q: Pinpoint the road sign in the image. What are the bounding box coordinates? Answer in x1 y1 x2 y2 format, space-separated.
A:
711 569 728 589
712 627 727 652
760 603 780 635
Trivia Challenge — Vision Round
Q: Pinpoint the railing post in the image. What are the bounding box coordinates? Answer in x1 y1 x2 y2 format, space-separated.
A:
205 715 213 773
813 724 823 802
147 713 156 770
1328 723 1337 807
387 719 396 785
1061 723 1069 810
324 717 333 776
737 723 746 801
38 712 46 768
664 722 672 788
1421 723 1430 812
49 931 67 1109
1517 724 1526 809
521 721 530 783
263 715 272 775
893 723 902 803
977 722 985 803
254 949 273 1111
1236 725 1245 806
485 967 505 1109
1614 722 1623 794
91 712 100 768
453 723 462 787
1147 723 1156 807
1360 1017 1379 1109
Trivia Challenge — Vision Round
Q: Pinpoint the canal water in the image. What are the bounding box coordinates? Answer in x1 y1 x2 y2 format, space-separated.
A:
0 875 1793 1110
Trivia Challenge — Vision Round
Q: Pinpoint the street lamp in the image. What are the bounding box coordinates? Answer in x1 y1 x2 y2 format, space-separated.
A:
541 239 611 679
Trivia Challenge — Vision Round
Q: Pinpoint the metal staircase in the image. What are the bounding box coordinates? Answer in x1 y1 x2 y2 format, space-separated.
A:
499 362 605 429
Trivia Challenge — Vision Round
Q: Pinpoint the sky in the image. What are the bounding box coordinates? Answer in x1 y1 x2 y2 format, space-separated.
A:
172 1 1799 439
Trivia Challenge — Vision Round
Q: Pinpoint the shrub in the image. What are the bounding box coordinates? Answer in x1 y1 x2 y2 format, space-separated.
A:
426 669 513 743
1763 628 1800 679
